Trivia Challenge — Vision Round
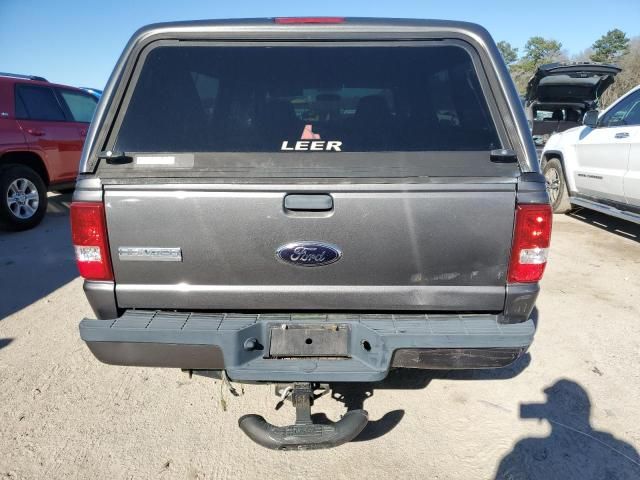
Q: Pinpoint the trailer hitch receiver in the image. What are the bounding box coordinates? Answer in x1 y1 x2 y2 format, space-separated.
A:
238 382 368 450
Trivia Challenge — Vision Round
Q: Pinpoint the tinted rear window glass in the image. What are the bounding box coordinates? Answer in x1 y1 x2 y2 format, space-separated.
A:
14 91 28 119
114 45 501 153
16 85 65 121
59 89 97 122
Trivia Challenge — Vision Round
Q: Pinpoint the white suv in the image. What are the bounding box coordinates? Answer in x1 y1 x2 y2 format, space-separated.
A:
541 84 640 224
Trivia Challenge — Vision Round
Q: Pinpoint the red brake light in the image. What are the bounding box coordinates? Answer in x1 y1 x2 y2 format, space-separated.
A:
70 202 113 281
274 17 345 24
508 204 553 283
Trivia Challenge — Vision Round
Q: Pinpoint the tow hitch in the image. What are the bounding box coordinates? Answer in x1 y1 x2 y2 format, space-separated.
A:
238 382 369 450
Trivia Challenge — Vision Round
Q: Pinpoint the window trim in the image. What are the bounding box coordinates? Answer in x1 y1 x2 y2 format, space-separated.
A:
14 88 28 119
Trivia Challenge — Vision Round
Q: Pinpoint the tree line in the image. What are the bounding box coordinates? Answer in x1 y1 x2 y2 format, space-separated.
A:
497 29 639 108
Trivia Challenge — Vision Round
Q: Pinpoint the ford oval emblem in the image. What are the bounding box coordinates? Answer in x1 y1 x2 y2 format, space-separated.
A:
276 241 342 267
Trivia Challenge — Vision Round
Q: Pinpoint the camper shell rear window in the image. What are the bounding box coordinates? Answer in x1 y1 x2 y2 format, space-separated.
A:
113 42 502 153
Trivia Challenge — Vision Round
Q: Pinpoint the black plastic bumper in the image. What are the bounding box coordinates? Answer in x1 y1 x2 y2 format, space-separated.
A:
80 311 535 382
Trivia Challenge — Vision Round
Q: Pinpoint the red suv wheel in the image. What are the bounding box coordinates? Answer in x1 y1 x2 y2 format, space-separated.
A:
0 165 48 231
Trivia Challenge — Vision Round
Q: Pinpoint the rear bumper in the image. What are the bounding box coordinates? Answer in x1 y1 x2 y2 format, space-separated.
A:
79 311 535 382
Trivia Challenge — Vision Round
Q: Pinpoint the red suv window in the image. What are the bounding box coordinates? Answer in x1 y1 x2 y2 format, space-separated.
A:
15 85 65 121
57 89 97 123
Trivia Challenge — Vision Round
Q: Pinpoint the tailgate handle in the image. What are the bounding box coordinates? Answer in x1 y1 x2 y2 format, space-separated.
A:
284 194 333 211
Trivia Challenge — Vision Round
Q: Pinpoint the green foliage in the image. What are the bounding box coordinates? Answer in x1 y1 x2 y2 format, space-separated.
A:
600 37 640 108
522 36 563 66
497 41 518 65
590 29 630 63
509 37 563 93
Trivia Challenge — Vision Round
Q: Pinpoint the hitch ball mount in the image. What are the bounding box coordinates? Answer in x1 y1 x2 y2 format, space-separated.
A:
238 382 369 450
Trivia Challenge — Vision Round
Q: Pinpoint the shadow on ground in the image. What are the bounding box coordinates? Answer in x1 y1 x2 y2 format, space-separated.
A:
318 309 539 440
318 352 532 442
0 193 77 320
0 338 13 350
567 207 640 244
494 379 640 480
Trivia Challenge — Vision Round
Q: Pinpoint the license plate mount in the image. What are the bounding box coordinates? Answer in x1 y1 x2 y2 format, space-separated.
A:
269 324 350 358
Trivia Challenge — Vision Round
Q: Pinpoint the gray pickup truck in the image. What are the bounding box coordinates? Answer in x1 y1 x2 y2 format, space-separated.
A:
72 18 551 450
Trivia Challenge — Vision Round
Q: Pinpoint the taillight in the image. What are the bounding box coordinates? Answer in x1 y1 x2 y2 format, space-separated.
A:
274 17 345 24
508 204 553 283
70 202 113 281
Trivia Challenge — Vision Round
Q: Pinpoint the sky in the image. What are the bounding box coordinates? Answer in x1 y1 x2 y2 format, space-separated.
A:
1 0 639 88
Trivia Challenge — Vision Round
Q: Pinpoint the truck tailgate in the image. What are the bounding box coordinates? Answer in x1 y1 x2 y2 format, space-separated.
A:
104 181 515 311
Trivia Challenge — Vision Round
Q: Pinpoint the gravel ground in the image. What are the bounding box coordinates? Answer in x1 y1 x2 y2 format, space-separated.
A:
1 193 639 480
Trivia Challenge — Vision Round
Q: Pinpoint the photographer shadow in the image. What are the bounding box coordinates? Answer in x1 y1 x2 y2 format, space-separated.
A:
495 379 640 480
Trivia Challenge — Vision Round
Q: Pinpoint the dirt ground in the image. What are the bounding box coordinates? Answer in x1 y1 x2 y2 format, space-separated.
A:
1 193 639 480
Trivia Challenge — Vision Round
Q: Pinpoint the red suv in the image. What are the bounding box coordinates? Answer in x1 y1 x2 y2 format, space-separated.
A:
0 73 97 230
